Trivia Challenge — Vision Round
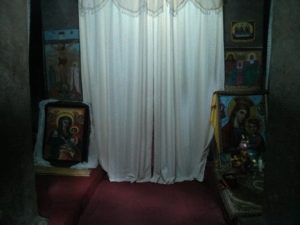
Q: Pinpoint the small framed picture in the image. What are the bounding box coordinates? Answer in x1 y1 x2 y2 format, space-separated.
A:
231 21 255 42
225 48 264 91
43 29 83 101
43 101 90 166
215 91 267 175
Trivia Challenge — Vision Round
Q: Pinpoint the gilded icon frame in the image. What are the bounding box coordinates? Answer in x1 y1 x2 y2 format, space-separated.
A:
231 21 255 42
43 101 89 166
214 91 268 173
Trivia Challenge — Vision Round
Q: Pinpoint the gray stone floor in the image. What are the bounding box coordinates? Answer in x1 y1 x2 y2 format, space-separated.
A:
238 216 267 225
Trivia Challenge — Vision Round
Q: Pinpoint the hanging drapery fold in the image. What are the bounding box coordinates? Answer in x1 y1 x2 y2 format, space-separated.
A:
79 0 224 183
79 0 223 16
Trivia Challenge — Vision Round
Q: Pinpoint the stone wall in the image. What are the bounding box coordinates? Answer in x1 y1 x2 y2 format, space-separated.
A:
0 0 41 224
266 0 300 224
41 0 79 30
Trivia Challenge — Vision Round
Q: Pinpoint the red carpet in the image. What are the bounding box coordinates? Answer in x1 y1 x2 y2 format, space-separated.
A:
36 167 105 225
79 180 227 225
36 166 228 225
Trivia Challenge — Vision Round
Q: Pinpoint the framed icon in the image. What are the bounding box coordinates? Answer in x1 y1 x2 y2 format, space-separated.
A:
214 91 268 174
43 29 83 101
231 21 255 42
225 48 264 91
43 101 90 166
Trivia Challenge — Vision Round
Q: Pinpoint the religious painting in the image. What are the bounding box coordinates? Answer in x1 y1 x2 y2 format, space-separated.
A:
215 91 267 175
43 102 89 166
43 29 83 101
213 91 267 218
231 21 255 42
225 48 264 91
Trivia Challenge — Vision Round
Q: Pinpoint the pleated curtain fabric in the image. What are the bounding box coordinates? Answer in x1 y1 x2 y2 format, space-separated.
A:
79 0 224 183
79 0 223 15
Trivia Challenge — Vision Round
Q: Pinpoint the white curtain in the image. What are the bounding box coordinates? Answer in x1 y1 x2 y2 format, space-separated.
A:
79 0 224 183
79 0 223 16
